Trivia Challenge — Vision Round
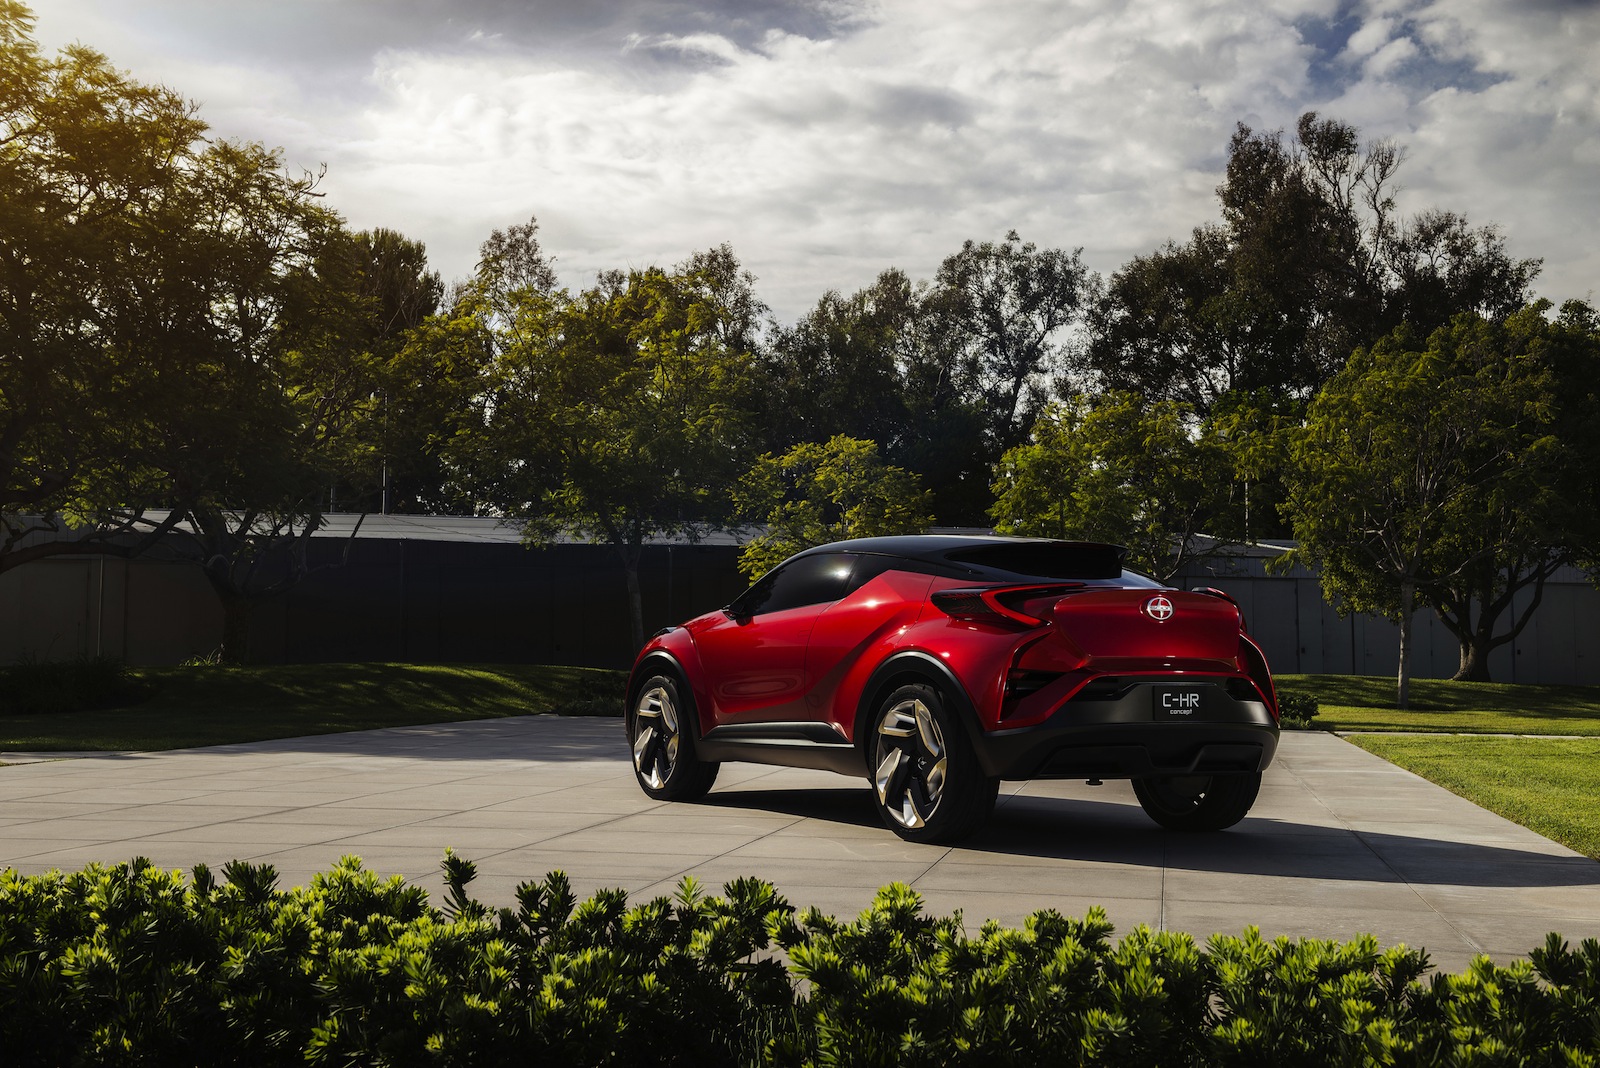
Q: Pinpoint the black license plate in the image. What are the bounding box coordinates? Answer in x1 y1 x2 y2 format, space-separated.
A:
1153 686 1207 720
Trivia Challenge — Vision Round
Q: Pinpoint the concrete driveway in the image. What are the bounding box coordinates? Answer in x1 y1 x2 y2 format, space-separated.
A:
2 720 1595 974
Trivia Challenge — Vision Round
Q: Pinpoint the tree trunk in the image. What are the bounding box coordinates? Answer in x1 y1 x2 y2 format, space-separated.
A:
1395 578 1415 709
1444 583 1495 682
1453 637 1493 682
619 542 645 653
218 592 255 664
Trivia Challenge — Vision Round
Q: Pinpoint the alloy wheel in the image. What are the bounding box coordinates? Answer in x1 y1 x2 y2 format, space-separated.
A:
632 683 680 790
874 696 948 829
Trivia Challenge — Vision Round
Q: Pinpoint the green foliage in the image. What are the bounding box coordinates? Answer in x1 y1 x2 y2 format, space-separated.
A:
750 230 1090 529
1283 304 1600 691
930 230 1092 456
0 856 795 1067
990 392 1235 580
452 241 763 647
733 436 933 580
0 4 431 663
0 656 150 716
773 888 1211 1066
1203 928 1435 1065
1084 112 1537 420
1275 690 1321 730
1 862 1597 1065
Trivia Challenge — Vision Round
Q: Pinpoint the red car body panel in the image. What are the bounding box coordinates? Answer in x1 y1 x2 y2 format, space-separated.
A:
629 536 1279 785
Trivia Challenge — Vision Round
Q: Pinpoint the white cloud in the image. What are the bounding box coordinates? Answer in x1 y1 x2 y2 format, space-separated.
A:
1344 16 1397 58
324 0 1347 315
29 0 1600 317
1363 35 1419 78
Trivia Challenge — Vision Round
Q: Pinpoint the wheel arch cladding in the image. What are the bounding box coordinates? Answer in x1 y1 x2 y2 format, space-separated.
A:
856 652 986 765
629 651 705 738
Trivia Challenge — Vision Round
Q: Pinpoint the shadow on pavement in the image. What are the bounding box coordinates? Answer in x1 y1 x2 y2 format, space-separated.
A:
698 786 1600 889
29 717 633 764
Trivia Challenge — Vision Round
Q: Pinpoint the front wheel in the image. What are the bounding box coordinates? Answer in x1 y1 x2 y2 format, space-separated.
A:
628 674 719 801
1132 771 1261 831
869 683 997 844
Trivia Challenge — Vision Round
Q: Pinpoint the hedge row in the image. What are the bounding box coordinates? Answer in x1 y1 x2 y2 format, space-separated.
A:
2 854 1596 1066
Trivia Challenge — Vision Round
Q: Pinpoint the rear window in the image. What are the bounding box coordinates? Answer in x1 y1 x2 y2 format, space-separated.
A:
944 542 1133 581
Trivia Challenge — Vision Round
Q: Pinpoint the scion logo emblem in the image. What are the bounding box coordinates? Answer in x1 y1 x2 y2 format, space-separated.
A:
1145 595 1175 621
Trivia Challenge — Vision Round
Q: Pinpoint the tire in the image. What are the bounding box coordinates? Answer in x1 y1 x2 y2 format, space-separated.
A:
868 683 997 844
1132 771 1261 831
628 674 719 802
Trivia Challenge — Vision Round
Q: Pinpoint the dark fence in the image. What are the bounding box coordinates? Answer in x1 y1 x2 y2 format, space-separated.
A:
3 525 1596 682
2 536 745 670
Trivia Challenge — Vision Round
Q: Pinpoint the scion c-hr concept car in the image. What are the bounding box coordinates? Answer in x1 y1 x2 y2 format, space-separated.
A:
625 535 1279 843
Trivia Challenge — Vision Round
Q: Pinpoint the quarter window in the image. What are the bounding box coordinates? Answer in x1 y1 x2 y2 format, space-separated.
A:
737 554 858 616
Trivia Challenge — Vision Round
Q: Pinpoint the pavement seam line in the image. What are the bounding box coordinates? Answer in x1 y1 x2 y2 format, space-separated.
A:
1278 739 1486 957
1158 833 1169 933
618 765 817 897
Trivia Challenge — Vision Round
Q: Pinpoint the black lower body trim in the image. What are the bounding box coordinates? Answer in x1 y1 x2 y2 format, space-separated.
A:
977 681 1279 779
698 721 862 776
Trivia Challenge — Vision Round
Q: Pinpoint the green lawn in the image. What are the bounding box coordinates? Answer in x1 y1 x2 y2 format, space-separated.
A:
1349 734 1600 859
1274 674 1600 860
1277 673 1600 735
0 663 626 752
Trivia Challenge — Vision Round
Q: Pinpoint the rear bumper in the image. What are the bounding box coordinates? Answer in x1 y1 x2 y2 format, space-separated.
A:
975 679 1279 780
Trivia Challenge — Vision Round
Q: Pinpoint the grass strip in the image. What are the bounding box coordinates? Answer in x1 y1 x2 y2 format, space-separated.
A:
1278 673 1600 736
0 662 626 753
1348 733 1600 859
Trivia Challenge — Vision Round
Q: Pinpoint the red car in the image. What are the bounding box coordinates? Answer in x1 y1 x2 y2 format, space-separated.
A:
625 535 1279 843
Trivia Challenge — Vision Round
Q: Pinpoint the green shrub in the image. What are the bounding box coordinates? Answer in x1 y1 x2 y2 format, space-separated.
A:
1277 689 1321 729
2 857 1597 1066
0 655 151 716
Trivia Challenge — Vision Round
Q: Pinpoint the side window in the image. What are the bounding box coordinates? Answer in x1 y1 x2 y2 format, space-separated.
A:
841 554 898 596
737 554 857 616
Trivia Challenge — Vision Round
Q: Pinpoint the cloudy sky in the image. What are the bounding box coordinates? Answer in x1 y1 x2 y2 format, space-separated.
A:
31 0 1600 322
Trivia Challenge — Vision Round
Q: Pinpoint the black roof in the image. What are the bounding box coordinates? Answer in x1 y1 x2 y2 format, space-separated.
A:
790 535 1134 582
791 534 1092 559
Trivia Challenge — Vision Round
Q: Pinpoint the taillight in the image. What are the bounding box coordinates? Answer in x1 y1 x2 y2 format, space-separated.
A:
931 583 1085 627
1004 669 1061 700
1237 636 1277 718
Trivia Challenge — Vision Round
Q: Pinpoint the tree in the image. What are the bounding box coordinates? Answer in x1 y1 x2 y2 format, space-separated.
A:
989 392 1236 581
0 2 207 569
1 4 392 663
455 246 762 651
755 283 911 453
1281 304 1600 702
731 435 933 580
152 173 384 662
1384 209 1541 339
1415 303 1600 681
930 230 1091 455
1079 225 1241 416
1281 332 1481 707
1081 113 1538 412
344 227 474 515
751 266 992 525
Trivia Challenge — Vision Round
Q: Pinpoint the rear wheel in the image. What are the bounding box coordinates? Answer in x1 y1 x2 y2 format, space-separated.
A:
1132 771 1260 831
869 683 997 844
628 674 719 801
